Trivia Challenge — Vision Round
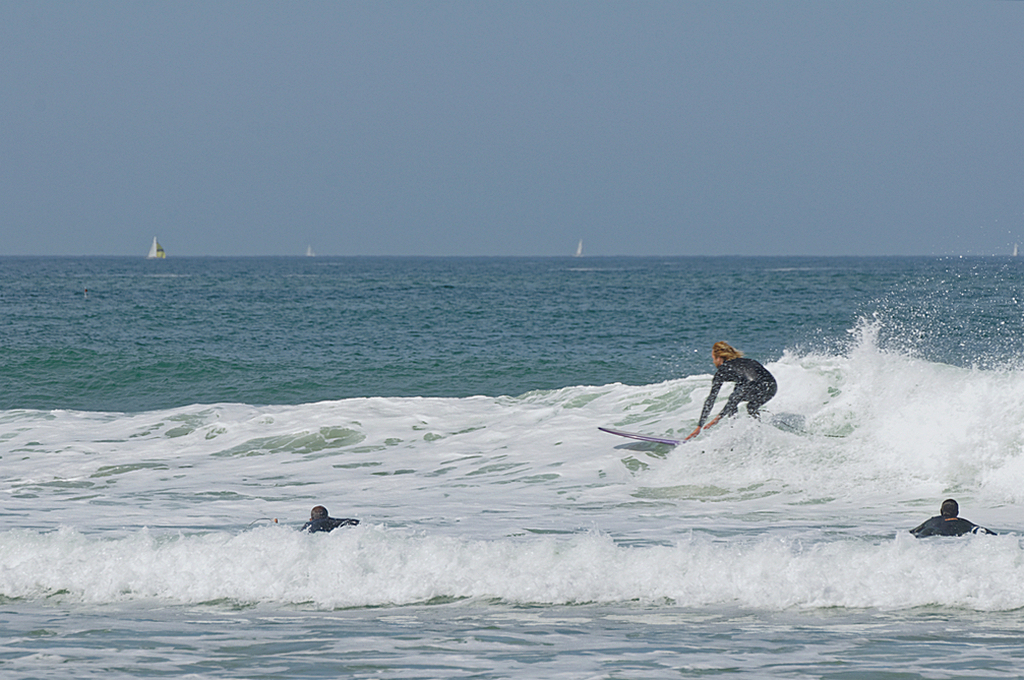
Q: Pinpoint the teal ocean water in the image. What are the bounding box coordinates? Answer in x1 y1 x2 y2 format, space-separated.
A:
2 255 856 410
3 256 1024 678
6 255 1021 410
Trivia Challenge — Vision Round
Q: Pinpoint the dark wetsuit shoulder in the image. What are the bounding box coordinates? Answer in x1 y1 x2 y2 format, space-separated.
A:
716 358 775 385
910 515 995 537
303 517 359 533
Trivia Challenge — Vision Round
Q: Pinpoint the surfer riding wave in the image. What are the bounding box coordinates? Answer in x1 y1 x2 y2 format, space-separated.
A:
686 341 777 441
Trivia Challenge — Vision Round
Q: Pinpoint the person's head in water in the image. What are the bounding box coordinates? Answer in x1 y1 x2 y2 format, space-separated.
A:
712 341 743 366
940 499 959 518
310 505 329 520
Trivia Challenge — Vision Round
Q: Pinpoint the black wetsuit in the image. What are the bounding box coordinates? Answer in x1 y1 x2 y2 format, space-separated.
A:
302 517 359 533
910 515 995 537
698 357 777 428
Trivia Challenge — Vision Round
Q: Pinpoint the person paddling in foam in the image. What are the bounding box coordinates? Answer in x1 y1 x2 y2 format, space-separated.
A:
685 341 777 441
910 499 996 537
302 505 359 533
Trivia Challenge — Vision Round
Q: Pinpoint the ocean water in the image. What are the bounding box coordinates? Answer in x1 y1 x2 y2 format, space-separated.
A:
3 255 1024 678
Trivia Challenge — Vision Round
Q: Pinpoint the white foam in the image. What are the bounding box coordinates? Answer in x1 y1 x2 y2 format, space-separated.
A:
0 525 1018 610
3 321 1024 610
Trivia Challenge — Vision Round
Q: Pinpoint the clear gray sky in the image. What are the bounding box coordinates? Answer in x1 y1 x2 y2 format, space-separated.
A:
2 1 1022 257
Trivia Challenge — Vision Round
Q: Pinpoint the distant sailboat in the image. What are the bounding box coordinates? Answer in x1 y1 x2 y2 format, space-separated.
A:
147 237 166 259
575 239 583 257
306 245 315 257
1014 243 1019 257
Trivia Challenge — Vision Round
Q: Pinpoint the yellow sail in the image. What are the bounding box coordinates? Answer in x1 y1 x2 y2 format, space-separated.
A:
147 237 166 259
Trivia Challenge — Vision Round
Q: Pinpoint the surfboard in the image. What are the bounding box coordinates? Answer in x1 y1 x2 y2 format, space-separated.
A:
598 426 682 446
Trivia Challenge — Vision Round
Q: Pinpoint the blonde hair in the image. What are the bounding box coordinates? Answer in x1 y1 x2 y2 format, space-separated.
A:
712 341 743 362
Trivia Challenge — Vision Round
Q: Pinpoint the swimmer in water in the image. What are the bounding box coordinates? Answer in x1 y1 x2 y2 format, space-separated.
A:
302 505 359 533
910 499 995 537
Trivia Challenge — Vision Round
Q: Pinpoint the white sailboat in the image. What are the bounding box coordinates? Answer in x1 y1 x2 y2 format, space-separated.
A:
147 237 166 259
575 239 583 257
1014 243 1018 257
306 245 315 257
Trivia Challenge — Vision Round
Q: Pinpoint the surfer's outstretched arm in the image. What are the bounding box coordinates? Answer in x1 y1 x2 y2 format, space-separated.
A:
687 375 724 441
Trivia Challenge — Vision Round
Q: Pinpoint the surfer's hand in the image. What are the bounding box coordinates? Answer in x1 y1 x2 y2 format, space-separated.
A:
687 417 720 440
